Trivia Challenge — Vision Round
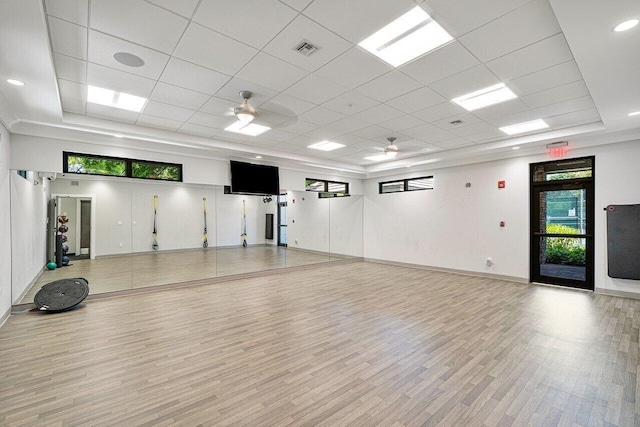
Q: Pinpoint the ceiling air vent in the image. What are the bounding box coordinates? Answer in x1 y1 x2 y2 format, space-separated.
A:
449 120 463 125
293 40 320 57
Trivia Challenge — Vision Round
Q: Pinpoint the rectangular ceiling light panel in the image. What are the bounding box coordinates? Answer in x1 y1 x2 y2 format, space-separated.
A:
87 85 147 112
224 121 271 136
452 83 517 111
499 119 549 135
308 140 345 151
359 7 453 67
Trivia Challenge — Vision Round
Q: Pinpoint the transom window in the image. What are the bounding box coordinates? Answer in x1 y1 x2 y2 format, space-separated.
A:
64 152 182 182
379 176 434 194
305 178 349 195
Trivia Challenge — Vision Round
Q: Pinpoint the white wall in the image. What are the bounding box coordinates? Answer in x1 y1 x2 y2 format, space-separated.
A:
0 123 11 319
364 139 640 296
10 171 50 303
330 195 364 257
287 190 330 252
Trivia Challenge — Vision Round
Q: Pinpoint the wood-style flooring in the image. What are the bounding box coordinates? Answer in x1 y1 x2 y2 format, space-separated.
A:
19 246 337 304
1 261 638 426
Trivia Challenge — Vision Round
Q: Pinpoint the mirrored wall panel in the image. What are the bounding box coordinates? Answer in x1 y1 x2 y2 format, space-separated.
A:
11 172 363 305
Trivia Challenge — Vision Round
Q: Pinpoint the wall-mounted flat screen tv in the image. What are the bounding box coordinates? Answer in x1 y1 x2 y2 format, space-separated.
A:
230 160 279 195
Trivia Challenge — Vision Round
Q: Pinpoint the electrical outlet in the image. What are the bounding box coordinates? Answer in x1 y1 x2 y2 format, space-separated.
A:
486 257 493 266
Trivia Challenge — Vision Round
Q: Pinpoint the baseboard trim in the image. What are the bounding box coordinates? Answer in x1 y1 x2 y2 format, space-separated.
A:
594 288 640 300
363 258 529 284
0 307 11 329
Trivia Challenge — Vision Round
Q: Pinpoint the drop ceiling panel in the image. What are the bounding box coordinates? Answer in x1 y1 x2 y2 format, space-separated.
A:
352 104 404 125
270 142 303 152
278 119 319 135
258 129 298 142
179 123 218 137
286 134 317 147
48 16 87 60
261 93 316 117
428 65 501 99
54 53 86 83
188 111 235 129
159 58 230 96
150 82 210 110
174 24 258 76
421 0 531 36
321 91 378 116
509 60 582 96
86 103 139 123
302 0 417 44
86 63 157 98
194 0 297 49
450 122 499 137
58 79 87 101
322 117 371 135
136 114 183 131
88 30 170 80
44 0 88 26
235 53 308 92
544 107 600 128
430 113 482 130
402 123 455 143
534 95 596 119
412 101 466 122
145 0 200 18
252 109 291 127
400 42 479 86
279 0 313 12
284 74 349 105
315 47 392 89
487 33 573 81
458 0 561 63
355 71 422 103
385 86 447 113
470 99 531 123
351 125 391 140
298 106 345 125
379 115 426 132
521 80 590 109
143 100 196 122
262 15 352 72
90 0 188 53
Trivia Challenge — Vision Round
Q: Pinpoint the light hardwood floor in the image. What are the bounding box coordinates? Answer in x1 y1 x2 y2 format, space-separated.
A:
2 261 638 426
19 247 337 304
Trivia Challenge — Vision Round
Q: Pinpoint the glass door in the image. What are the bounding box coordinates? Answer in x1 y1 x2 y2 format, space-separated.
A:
277 194 287 247
530 158 594 290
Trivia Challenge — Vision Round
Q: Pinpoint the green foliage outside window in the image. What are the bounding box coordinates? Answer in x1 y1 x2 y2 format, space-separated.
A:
67 155 126 176
132 162 181 181
545 224 586 266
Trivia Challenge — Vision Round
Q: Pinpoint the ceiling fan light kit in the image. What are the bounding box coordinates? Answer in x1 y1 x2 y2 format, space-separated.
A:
385 137 399 158
234 90 257 123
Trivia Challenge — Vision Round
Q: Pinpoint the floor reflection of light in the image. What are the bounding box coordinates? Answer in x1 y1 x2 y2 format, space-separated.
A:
529 287 596 345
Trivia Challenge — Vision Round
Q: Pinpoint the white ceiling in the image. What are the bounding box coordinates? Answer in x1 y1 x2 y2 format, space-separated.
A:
0 0 638 175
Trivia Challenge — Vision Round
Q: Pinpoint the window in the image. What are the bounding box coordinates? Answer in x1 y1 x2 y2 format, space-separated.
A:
64 152 182 182
379 176 434 194
305 178 349 195
17 170 27 180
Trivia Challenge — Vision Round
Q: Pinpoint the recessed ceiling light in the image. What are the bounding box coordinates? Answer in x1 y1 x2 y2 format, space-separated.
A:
7 79 24 86
224 121 270 136
452 83 517 111
87 85 147 112
364 154 390 162
358 6 453 67
113 52 145 67
629 111 640 116
308 140 345 151
613 19 639 32
499 119 549 135
512 146 520 150
255 155 262 159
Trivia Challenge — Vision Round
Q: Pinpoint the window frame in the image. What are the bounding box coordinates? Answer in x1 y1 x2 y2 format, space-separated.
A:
305 178 349 195
63 151 183 182
379 176 434 194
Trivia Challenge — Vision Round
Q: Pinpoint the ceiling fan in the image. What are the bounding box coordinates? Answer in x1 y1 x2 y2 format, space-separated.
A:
384 137 399 158
233 90 257 122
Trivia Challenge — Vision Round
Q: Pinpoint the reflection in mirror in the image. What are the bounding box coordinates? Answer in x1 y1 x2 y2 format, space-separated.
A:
285 190 331 267
330 195 364 261
215 187 283 276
